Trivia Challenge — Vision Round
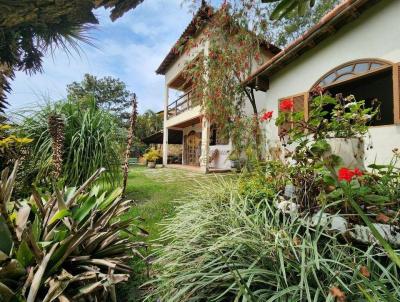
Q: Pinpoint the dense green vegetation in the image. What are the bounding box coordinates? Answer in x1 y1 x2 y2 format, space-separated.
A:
16 98 124 192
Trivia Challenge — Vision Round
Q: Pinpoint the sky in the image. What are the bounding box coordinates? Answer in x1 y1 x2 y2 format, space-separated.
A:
7 0 195 114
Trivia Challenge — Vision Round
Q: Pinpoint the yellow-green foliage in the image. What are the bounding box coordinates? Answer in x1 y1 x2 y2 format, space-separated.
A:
143 148 161 162
0 124 32 149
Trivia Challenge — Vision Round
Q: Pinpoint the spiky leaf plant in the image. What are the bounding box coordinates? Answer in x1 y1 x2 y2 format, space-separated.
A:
146 178 400 302
0 162 146 302
16 98 124 191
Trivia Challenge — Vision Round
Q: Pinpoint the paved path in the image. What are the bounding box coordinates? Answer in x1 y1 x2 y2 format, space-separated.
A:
142 167 231 184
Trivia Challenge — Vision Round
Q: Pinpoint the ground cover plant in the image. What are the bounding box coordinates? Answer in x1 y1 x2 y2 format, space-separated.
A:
117 166 220 301
0 162 146 302
146 177 400 301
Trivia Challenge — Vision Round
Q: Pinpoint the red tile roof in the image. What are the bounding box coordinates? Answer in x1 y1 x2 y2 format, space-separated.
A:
156 4 281 75
155 4 213 75
245 0 381 86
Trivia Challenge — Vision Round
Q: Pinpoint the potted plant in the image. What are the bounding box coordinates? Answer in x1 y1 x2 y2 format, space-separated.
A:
275 89 378 170
228 151 241 172
144 148 161 168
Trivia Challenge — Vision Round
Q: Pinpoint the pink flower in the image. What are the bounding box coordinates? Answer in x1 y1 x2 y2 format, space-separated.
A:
279 99 294 112
260 111 273 121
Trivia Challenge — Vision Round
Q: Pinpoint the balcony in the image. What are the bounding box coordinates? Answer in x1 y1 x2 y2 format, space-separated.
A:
167 90 200 119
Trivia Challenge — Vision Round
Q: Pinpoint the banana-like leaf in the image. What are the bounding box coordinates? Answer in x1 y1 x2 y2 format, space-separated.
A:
27 243 58 302
98 187 123 210
0 281 14 302
71 195 97 223
16 240 34 268
1 162 147 300
48 209 71 225
265 0 315 20
0 250 8 261
31 214 41 242
0 259 25 280
42 270 73 302
0 217 13 255
15 205 31 240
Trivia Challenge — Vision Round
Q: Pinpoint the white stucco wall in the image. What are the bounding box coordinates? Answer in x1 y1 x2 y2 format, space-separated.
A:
256 0 400 166
209 144 231 170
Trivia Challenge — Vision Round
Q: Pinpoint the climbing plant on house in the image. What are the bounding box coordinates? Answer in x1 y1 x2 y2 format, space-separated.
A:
183 3 269 160
183 0 339 160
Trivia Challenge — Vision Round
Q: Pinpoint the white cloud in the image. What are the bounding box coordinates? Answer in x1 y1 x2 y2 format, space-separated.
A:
7 0 193 114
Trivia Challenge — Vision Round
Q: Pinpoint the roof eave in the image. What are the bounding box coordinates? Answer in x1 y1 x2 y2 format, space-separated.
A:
245 0 381 87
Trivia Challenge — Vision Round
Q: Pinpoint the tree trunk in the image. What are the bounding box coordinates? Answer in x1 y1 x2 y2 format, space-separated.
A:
122 94 138 196
245 88 262 160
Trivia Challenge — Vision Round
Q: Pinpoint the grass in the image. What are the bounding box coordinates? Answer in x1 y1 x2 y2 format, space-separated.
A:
116 165 216 301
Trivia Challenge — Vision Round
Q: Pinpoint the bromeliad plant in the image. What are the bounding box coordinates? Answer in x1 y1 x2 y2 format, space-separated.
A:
0 162 147 302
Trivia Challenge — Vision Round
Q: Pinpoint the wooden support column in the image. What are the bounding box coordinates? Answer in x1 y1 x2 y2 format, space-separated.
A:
163 85 169 166
199 117 210 173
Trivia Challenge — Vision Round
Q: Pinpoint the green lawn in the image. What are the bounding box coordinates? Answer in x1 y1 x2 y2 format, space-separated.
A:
117 165 226 301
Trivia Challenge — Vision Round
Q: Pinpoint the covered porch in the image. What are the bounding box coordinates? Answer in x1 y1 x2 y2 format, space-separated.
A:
145 116 232 173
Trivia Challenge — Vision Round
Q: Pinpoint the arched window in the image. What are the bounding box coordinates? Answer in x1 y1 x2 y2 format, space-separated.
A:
313 59 392 88
310 59 398 126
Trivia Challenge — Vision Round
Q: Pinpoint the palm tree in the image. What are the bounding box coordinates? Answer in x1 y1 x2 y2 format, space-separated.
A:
0 0 144 112
262 0 316 19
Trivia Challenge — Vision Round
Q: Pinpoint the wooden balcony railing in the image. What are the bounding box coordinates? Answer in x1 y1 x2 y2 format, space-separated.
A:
167 90 199 118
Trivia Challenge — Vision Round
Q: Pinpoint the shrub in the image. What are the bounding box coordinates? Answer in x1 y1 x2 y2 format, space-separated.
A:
16 98 124 190
143 148 161 162
146 178 400 302
0 162 146 301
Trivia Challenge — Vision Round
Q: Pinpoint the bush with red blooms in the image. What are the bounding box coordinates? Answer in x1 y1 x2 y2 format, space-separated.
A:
260 110 273 122
279 99 294 112
338 167 363 182
275 90 378 143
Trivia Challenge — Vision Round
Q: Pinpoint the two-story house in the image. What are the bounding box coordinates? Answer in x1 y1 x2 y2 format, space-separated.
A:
156 4 279 172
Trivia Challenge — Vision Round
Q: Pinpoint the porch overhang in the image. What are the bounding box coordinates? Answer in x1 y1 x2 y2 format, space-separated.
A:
142 129 183 144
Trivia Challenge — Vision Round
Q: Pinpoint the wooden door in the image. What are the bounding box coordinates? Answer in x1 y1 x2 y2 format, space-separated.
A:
186 131 200 165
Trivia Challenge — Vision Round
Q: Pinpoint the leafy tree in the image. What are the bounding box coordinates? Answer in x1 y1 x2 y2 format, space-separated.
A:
131 110 163 156
0 0 143 111
184 1 339 159
135 110 163 139
264 0 340 47
262 0 321 20
67 73 133 124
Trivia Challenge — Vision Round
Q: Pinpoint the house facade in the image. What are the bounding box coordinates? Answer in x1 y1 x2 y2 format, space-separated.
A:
247 0 400 166
157 0 399 172
156 5 278 172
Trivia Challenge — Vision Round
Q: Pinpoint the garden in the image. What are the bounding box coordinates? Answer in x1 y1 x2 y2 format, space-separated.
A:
1 0 400 301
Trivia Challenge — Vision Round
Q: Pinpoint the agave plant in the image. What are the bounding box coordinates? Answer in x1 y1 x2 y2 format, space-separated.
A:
0 162 146 301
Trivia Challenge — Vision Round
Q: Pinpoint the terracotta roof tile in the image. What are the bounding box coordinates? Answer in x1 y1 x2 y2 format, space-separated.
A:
245 0 381 85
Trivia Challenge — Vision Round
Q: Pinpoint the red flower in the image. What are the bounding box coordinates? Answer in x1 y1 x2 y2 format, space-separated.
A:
260 111 273 121
338 167 363 182
312 85 325 96
338 168 353 182
279 99 294 112
353 168 363 177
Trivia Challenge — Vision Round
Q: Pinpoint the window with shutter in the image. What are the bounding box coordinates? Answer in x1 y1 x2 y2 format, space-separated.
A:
278 93 308 137
393 63 400 124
